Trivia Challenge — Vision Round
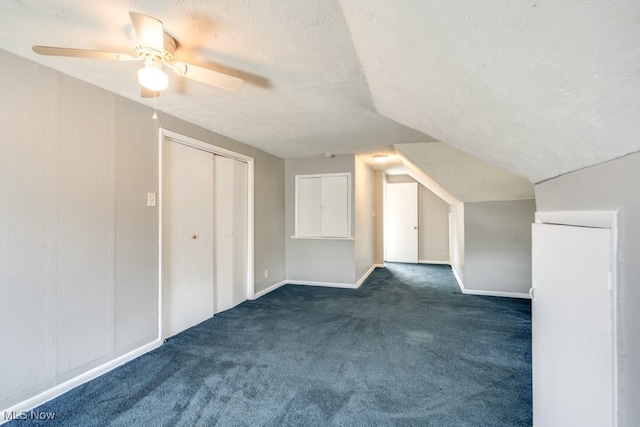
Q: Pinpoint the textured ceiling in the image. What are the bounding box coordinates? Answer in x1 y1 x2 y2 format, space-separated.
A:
1 1 638 182
340 0 640 182
395 142 534 203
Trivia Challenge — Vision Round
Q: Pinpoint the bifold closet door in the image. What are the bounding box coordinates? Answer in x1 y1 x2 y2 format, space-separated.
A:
162 141 214 339
214 155 248 314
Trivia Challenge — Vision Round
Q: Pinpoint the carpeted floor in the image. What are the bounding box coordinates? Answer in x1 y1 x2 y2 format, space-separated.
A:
8 263 532 426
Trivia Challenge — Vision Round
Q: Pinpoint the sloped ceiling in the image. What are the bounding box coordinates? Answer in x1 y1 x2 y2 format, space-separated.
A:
1 1 638 183
340 0 640 182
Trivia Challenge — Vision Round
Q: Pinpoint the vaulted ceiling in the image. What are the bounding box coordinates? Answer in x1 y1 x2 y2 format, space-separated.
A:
1 1 638 183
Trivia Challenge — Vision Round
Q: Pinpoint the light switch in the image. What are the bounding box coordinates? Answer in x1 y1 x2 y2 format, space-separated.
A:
147 192 157 207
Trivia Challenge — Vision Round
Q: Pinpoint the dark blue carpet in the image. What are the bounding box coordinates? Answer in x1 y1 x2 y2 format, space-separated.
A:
8 263 532 426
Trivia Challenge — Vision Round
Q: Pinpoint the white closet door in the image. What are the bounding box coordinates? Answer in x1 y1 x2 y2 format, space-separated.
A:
385 182 418 263
232 160 248 306
214 155 234 313
297 177 322 237
214 155 248 313
321 175 349 237
532 223 613 427
162 142 214 339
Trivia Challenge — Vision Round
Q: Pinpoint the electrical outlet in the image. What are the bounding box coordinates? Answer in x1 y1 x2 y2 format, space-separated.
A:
264 269 269 279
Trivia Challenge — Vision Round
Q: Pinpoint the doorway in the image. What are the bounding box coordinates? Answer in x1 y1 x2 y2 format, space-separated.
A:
160 130 254 340
384 181 418 263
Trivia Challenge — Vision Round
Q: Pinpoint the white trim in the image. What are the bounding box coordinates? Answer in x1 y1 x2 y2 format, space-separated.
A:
1 340 161 425
158 130 164 343
158 129 255 339
354 264 383 288
287 280 359 289
535 210 617 229
451 265 464 292
535 209 619 425
294 172 352 239
453 265 530 299
418 260 450 265
290 236 354 241
251 280 287 300
288 264 383 290
461 288 531 299
246 159 255 300
161 129 254 163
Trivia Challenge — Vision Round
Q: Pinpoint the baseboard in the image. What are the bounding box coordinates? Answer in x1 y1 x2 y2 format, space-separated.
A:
453 272 531 299
1 339 162 424
461 288 532 299
251 280 287 300
354 264 383 288
418 260 450 265
450 267 530 299
287 280 358 289
451 266 465 292
288 264 384 290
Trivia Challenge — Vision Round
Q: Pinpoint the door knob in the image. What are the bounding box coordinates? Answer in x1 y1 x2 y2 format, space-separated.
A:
192 234 198 239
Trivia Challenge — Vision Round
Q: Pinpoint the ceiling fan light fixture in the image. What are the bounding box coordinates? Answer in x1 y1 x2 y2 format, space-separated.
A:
138 58 168 92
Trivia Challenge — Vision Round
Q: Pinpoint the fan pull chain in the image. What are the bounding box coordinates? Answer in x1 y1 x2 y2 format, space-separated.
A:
152 92 158 120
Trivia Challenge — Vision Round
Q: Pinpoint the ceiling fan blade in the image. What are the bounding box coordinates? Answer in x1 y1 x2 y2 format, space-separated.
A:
33 46 136 61
140 87 161 98
173 62 243 92
129 12 165 53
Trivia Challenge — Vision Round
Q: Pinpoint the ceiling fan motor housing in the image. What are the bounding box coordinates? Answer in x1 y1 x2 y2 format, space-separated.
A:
132 32 176 63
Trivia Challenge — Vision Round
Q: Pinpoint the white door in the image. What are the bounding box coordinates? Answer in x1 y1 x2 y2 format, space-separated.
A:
532 223 613 427
385 182 418 263
214 155 248 314
162 141 214 339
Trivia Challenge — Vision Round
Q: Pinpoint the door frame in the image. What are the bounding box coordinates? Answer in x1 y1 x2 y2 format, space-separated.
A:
158 128 255 340
534 210 619 425
384 181 419 263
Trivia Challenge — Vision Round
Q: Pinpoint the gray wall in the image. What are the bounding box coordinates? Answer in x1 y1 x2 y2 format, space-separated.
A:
535 152 640 426
418 185 449 262
0 49 285 410
285 155 356 283
464 199 535 294
354 157 376 280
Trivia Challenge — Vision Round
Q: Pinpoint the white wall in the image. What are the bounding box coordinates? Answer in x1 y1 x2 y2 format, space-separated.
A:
464 199 535 295
0 49 286 411
449 202 465 284
354 156 376 280
535 151 640 426
395 142 534 202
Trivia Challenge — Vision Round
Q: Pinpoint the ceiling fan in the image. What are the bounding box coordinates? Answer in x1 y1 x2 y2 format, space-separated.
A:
32 11 243 96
